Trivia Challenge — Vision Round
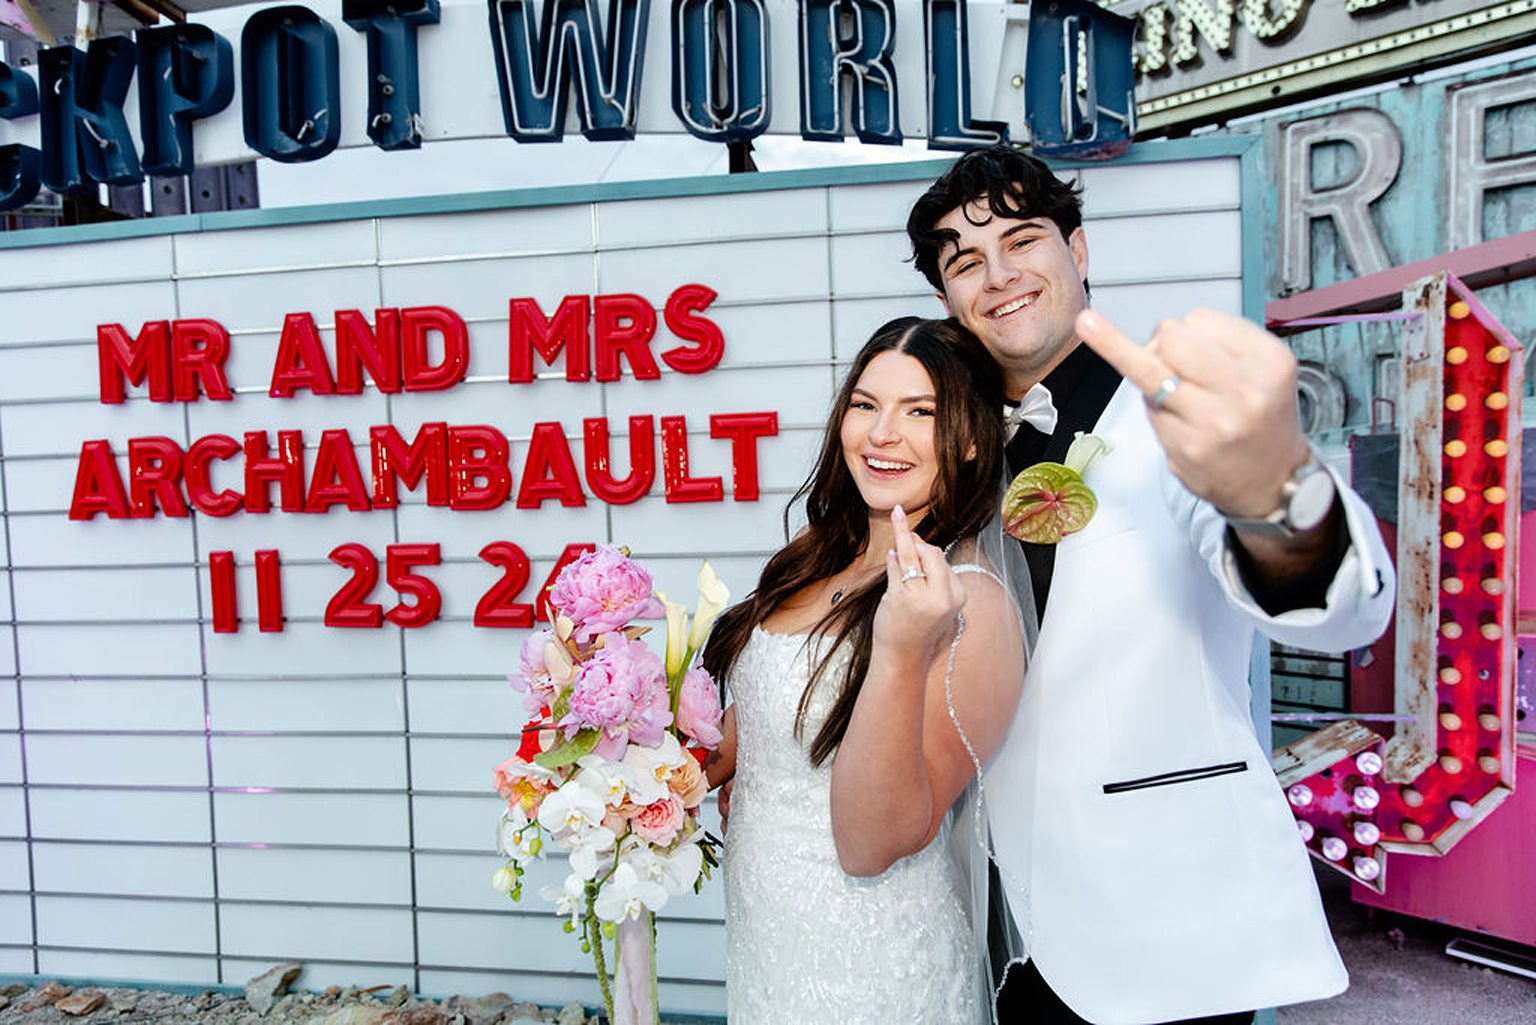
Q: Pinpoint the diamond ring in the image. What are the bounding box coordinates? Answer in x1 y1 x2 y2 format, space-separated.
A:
900 565 926 582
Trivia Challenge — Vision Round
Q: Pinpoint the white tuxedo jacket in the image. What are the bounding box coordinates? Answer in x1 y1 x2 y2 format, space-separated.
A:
984 380 1395 1024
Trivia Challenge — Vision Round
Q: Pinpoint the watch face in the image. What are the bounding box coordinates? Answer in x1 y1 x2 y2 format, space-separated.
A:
1289 466 1337 532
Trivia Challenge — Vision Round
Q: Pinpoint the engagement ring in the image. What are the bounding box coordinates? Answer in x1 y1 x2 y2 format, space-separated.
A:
900 566 926 582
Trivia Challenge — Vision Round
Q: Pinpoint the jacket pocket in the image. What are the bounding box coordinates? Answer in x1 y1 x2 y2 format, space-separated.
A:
1101 760 1248 795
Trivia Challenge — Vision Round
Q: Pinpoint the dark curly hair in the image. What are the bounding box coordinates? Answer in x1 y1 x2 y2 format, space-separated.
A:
907 145 1085 292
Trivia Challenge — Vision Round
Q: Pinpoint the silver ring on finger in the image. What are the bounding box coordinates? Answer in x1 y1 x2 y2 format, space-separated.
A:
1147 373 1182 411
900 565 927 583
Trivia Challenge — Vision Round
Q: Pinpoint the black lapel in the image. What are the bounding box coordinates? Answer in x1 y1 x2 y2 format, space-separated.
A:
1005 344 1124 619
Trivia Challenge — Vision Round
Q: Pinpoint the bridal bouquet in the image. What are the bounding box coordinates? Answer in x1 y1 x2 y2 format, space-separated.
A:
491 546 727 1025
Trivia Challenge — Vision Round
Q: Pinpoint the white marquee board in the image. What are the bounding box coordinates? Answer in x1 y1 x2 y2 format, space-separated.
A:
0 138 1258 1014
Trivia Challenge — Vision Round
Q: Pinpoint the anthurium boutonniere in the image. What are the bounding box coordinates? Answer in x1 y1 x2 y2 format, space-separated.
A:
1002 432 1113 544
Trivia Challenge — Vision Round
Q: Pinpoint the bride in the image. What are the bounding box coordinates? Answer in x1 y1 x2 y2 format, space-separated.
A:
702 316 1030 1023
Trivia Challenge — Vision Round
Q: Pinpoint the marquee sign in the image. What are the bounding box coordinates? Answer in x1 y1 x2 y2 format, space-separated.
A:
0 0 1139 211
1109 0 1536 134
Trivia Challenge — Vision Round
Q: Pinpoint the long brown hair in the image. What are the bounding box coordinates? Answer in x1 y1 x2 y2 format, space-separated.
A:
701 317 1003 765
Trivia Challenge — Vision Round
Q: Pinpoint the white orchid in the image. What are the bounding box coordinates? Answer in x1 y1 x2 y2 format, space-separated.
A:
568 826 618 880
537 778 608 838
575 757 639 807
620 731 686 804
621 835 704 896
593 862 669 922
496 811 542 864
539 872 587 927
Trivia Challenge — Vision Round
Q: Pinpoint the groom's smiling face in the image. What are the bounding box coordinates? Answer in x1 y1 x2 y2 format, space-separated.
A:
933 202 1089 399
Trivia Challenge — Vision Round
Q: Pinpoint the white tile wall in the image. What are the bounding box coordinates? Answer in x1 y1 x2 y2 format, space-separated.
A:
21 678 206 732
25 733 207 788
37 950 218 984
174 221 379 277
0 677 15 731
379 254 597 321
0 735 20 785
597 189 828 248
0 895 33 944
210 735 407 790
1 400 192 459
0 237 175 292
36 894 216 952
32 841 214 899
220 904 413 963
378 205 595 264
3 281 179 346
0 839 28 888
213 791 408 847
13 567 200 622
216 847 411 904
28 789 211 843
17 624 204 676
0 344 100 403
601 237 830 305
7 514 197 568
208 678 405 733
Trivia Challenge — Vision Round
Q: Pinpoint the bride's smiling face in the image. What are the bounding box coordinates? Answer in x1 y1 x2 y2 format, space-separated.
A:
839 351 940 522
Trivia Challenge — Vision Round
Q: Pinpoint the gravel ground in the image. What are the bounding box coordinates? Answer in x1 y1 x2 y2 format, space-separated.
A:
2 875 1532 1025
1279 871 1536 1025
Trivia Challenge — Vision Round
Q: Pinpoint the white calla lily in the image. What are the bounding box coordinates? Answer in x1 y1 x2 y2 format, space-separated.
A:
687 561 730 651
1064 431 1112 476
656 591 690 678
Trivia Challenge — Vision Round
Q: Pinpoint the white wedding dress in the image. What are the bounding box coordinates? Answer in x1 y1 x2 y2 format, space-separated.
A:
722 625 986 1023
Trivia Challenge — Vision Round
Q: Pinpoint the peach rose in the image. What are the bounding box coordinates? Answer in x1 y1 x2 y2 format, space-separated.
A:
631 793 686 846
667 753 709 809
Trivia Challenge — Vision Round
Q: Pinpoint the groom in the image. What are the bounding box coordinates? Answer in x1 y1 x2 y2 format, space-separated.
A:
905 147 1395 1024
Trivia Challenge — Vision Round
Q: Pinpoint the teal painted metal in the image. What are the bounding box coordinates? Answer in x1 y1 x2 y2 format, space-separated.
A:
0 135 1257 250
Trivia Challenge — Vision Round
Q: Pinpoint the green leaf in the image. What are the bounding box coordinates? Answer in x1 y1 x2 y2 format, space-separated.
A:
551 689 571 722
534 728 600 769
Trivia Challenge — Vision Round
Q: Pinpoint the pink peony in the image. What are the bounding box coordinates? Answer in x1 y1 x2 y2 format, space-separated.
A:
562 633 672 759
509 629 559 716
675 666 724 748
630 793 686 846
549 545 665 642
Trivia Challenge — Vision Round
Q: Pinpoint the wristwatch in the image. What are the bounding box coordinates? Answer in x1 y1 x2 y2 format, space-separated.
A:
1223 454 1337 537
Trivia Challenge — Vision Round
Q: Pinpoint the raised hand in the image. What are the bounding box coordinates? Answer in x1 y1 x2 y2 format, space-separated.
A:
872 505 967 663
1075 307 1310 520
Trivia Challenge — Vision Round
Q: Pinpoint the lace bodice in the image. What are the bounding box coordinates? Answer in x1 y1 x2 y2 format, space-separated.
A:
722 626 984 1023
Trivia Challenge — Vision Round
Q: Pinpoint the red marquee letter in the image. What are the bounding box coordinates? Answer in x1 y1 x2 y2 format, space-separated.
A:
336 308 402 394
171 319 233 401
402 305 468 392
306 429 373 512
448 425 512 510
508 295 591 383
710 411 778 501
661 415 723 503
594 293 659 381
186 434 243 516
69 440 131 519
97 321 172 404
270 313 337 397
517 421 587 508
370 423 449 507
662 284 724 374
243 430 307 513
126 436 189 517
584 415 655 504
